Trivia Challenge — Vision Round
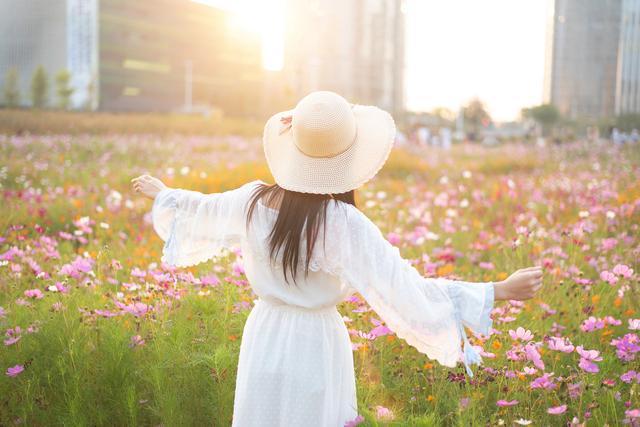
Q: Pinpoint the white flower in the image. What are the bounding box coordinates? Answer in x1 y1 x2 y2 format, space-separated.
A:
180 166 190 175
100 222 110 229
514 419 532 425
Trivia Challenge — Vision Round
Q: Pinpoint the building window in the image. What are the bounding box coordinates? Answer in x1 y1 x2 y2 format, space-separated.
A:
122 59 171 74
123 87 141 96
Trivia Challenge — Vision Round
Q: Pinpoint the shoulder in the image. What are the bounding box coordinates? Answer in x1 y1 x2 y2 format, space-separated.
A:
325 201 383 238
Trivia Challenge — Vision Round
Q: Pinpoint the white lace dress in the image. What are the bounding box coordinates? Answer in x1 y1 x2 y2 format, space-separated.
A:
151 180 495 427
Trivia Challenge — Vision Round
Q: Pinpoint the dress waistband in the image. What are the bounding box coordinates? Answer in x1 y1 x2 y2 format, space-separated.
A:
254 298 338 315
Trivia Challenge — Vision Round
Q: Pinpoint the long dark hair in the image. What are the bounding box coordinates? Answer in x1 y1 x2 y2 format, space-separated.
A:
246 182 356 285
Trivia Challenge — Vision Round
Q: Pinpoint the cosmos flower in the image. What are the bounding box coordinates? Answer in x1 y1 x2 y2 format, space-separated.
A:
496 400 519 407
6 364 24 377
509 327 534 341
547 404 567 415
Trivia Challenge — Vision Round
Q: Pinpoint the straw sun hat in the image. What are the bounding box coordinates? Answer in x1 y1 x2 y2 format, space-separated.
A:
263 91 396 194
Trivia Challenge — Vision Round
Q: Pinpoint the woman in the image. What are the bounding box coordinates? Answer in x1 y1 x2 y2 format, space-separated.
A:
132 91 543 426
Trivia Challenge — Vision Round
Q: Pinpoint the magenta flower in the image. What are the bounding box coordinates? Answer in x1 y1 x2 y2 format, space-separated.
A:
612 264 634 278
576 345 602 373
530 373 557 390
509 327 534 341
600 270 618 285
115 301 151 317
524 343 545 370
23 289 44 299
130 267 147 278
344 415 365 427
580 316 605 332
386 232 402 246
374 405 394 420
620 370 639 384
576 345 603 361
6 364 24 377
129 335 146 348
547 404 567 415
610 333 640 361
496 399 519 407
547 336 575 353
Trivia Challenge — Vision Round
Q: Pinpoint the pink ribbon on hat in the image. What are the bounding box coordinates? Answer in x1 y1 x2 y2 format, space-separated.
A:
279 115 293 135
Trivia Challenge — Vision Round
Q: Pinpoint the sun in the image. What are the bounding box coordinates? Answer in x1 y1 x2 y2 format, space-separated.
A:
196 0 285 71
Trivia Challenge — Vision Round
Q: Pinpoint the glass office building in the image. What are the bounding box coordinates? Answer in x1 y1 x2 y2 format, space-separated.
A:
0 0 264 115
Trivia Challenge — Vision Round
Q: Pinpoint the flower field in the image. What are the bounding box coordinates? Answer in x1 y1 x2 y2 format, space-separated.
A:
1 134 639 426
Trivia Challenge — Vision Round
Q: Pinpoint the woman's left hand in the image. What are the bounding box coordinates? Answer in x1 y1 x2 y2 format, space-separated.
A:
131 174 168 199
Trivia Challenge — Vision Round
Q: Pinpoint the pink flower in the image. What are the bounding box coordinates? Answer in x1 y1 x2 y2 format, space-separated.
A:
530 373 557 390
375 406 394 420
115 301 151 318
24 289 44 299
600 270 618 285
131 267 147 278
524 343 545 370
547 404 567 415
129 335 146 348
6 364 24 377
576 346 602 373
386 232 402 246
601 238 617 251
625 409 640 419
580 316 605 332
620 370 640 384
547 336 575 353
612 264 634 278
509 327 534 341
576 345 603 361
497 399 519 407
344 415 365 427
370 318 393 338
479 262 494 270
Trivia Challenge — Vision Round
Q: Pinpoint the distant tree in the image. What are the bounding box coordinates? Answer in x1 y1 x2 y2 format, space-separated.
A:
30 65 49 108
431 107 455 126
55 69 74 110
3 68 20 107
463 98 491 140
614 113 640 132
522 104 560 136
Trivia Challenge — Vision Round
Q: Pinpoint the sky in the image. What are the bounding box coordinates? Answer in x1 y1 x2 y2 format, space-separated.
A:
405 0 550 121
197 0 550 122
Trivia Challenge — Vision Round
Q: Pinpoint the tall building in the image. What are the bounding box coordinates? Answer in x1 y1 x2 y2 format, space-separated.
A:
545 0 640 119
616 0 640 115
0 0 264 115
282 0 405 118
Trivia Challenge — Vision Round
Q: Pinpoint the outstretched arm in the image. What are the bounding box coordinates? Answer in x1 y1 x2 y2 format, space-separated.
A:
132 175 259 267
132 174 168 199
494 267 543 301
322 205 543 377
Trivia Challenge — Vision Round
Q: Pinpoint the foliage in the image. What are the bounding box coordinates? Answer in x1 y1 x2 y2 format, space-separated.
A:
54 70 74 110
0 109 263 136
522 104 561 136
0 135 639 425
30 66 48 109
463 98 491 139
2 68 20 108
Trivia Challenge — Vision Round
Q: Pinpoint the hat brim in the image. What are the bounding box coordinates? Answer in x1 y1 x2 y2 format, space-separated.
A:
263 105 396 194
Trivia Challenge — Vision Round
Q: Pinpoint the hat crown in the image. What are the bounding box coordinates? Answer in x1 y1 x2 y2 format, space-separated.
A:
292 91 357 158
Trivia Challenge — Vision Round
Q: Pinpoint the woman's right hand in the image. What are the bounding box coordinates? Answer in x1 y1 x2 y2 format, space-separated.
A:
494 266 543 301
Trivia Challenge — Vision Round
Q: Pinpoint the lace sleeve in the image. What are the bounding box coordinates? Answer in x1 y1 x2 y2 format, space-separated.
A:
151 180 259 268
315 204 494 377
